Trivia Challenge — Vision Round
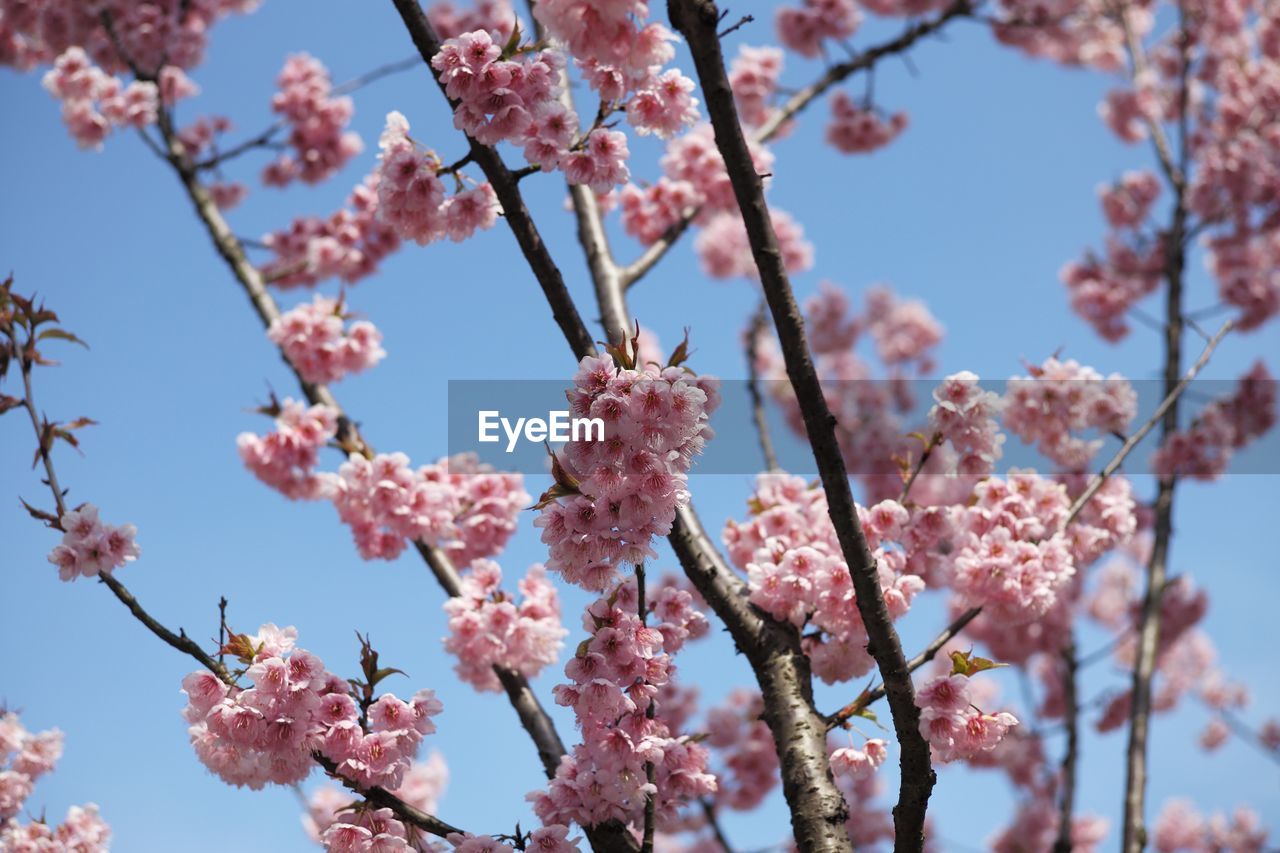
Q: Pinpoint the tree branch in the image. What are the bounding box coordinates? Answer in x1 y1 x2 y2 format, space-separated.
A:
745 300 779 471
1052 641 1079 853
669 3 936 848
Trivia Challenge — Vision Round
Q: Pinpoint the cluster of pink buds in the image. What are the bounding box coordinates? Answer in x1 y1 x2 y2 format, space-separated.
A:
41 47 158 149
826 93 908 155
1003 356 1137 469
723 473 924 683
532 578 716 830
46 503 140 582
917 673 1019 763
182 624 442 791
268 295 386 385
237 400 339 501
443 560 568 691
534 338 719 590
262 54 363 187
375 112 500 246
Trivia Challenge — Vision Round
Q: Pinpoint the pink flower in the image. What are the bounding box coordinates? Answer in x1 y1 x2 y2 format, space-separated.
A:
46 503 140 581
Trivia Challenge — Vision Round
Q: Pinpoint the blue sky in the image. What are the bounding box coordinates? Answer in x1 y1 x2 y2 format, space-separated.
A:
1 1 1277 850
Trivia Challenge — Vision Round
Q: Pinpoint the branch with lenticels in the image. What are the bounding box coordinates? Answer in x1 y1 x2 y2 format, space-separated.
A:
668 2 938 850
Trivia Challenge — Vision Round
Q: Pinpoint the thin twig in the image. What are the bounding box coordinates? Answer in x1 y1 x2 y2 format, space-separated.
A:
701 799 735 853
745 300 779 471
1062 319 1232 527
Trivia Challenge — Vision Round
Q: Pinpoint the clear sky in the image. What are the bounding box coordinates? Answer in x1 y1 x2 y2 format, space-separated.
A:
1 2 1277 851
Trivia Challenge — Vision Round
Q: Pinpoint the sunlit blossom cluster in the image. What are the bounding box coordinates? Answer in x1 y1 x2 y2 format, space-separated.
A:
46 503 140 582
532 578 716 830
534 351 719 590
916 674 1019 763
268 295 386 385
443 560 567 691
182 624 443 791
262 54 363 187
1003 356 1137 469
723 473 924 683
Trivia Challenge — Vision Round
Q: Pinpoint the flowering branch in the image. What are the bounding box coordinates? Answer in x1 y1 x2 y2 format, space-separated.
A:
388 0 598 360
619 0 974 290
669 1 938 847
1119 5 1195 845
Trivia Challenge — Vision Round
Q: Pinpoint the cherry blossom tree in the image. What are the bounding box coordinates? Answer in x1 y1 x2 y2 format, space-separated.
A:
2 0 1278 851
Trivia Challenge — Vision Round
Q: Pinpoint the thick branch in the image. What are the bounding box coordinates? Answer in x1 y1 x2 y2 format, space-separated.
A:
669 3 933 848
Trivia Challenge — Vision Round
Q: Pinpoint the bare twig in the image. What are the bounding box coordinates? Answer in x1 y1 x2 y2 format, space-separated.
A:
701 800 735 853
1063 319 1231 527
745 300 779 471
669 3 933 847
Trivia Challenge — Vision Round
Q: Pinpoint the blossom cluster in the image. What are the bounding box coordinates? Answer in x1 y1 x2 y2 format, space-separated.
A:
330 452 528 564
704 690 779 811
262 170 402 288
534 349 719 590
263 54 363 187
375 112 501 246
0 0 257 75
237 399 340 501
304 754 448 849
917 674 1019 762
1003 356 1137 469
268 295 386 385
532 578 716 830
723 473 924 683
928 371 1005 477
46 503 141 582
1151 361 1276 481
949 472 1076 622
729 46 784 130
443 560 568 691
1060 237 1164 342
1 711 109 850
182 624 442 791
829 737 888 780
990 796 1109 853
695 208 814 280
826 92 908 155
1152 799 1269 852
41 47 159 149
775 0 861 57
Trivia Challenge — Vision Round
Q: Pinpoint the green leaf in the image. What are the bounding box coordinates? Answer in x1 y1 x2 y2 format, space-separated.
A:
950 648 1009 677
